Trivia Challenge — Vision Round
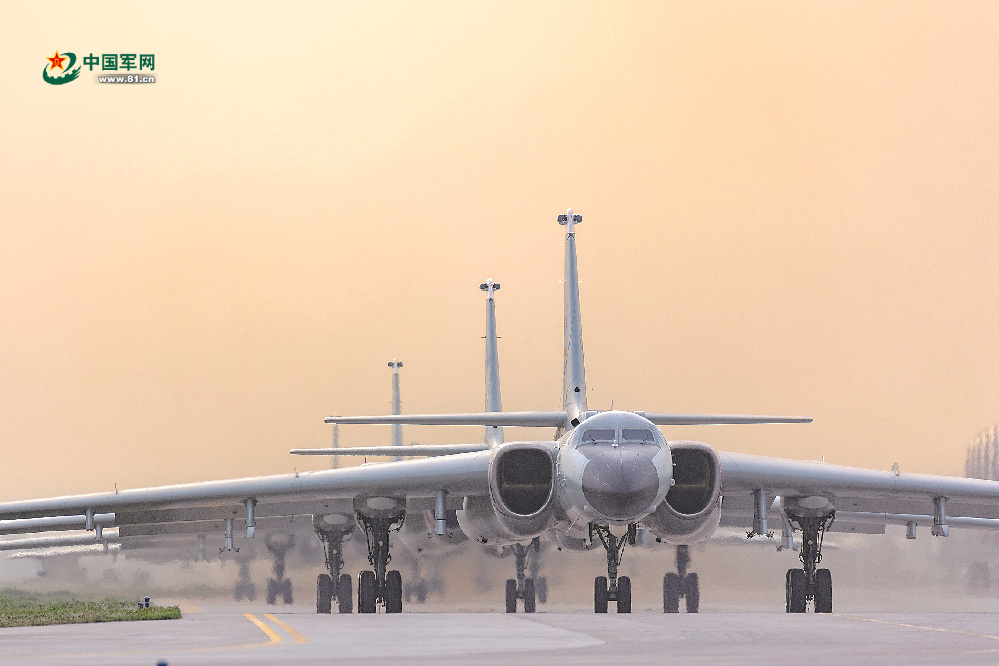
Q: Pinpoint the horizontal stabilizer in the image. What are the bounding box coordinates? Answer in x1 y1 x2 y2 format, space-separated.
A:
291 444 489 457
639 413 812 425
324 411 567 427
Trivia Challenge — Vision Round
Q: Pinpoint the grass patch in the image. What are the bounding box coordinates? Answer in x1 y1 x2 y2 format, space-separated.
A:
0 593 181 628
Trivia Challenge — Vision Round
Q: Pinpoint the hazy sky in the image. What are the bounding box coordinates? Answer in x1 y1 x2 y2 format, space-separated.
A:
2 2 999 501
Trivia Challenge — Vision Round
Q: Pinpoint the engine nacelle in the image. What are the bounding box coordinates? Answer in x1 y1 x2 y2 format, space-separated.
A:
642 441 722 544
456 443 557 546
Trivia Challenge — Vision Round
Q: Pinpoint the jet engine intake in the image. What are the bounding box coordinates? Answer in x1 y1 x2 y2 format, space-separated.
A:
457 443 556 545
642 441 722 544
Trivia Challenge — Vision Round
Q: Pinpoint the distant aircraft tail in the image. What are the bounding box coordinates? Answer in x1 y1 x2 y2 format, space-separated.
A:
318 209 811 440
481 279 504 449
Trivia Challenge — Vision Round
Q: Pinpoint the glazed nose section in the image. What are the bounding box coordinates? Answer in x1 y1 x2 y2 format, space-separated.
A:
581 450 660 520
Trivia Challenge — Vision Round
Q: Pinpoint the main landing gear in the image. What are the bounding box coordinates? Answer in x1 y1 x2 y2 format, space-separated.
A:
264 534 295 605
591 523 635 614
504 537 547 613
663 545 699 613
357 512 405 613
785 513 834 613
315 518 354 614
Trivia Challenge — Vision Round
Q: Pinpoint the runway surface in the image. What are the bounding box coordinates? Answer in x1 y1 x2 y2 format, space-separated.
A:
5 605 999 665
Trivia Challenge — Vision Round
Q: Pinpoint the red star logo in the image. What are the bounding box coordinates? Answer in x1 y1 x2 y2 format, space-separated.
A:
46 51 67 71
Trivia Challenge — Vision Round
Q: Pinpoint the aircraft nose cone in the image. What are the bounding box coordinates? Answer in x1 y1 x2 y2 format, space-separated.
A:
581 450 660 520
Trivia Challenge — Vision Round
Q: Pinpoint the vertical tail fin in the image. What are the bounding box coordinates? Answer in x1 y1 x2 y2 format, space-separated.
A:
388 359 404 461
558 209 587 427
480 279 504 448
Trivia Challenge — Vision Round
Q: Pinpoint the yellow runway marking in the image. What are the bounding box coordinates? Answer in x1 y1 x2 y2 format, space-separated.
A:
0 613 298 660
178 603 203 613
837 614 999 652
265 613 308 644
244 613 283 645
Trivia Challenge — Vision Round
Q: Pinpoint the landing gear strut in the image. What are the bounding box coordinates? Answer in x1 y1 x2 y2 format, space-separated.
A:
505 537 543 613
785 513 834 613
590 523 635 613
663 545 699 613
233 557 256 601
357 513 405 613
264 534 295 605
314 517 354 614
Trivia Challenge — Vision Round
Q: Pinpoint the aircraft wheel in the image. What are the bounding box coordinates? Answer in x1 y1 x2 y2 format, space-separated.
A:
663 573 680 613
281 578 293 605
594 576 609 614
386 570 403 613
524 578 536 613
266 579 278 605
617 576 632 613
337 573 353 614
358 571 377 613
683 573 700 613
814 569 833 613
317 574 332 613
537 576 548 604
505 579 517 613
786 569 806 613
234 582 250 602
416 579 428 604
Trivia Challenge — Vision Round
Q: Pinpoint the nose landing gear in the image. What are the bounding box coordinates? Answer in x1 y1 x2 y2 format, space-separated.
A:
590 523 635 613
264 534 295 605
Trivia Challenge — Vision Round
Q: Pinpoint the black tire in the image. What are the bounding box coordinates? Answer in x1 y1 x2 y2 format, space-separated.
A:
358 570 376 614
537 576 548 604
386 570 403 614
786 569 806 613
683 573 699 613
524 578 536 613
266 578 278 605
337 573 353 614
246 583 256 602
281 578 293 605
814 569 833 613
317 574 333 613
505 579 517 613
663 573 680 613
416 580 428 604
594 576 609 614
617 576 632 613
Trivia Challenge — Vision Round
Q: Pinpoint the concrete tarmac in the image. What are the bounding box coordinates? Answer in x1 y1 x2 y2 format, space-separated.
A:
5 605 999 665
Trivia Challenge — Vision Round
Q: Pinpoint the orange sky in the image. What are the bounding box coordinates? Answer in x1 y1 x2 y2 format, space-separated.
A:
2 2 999 501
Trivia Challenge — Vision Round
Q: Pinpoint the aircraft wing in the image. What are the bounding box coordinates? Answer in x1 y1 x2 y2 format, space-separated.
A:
0 451 491 545
290 444 489 457
642 413 813 425
323 411 812 427
324 411 568 426
718 450 999 534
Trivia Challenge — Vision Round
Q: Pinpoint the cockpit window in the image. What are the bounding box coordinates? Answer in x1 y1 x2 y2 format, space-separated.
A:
581 429 616 443
621 428 656 442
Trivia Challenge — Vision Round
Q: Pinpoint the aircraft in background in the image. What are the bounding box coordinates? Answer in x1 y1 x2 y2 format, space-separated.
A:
5 209 999 615
297 280 547 612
